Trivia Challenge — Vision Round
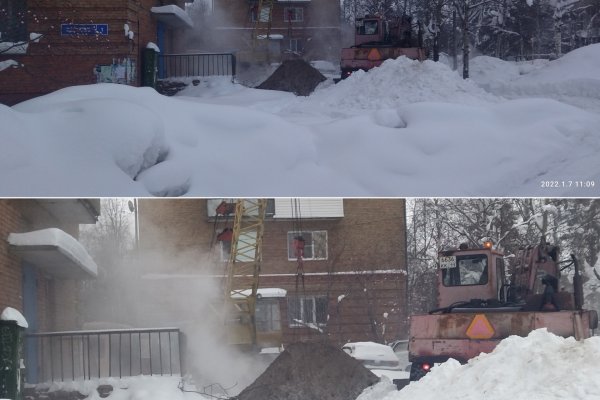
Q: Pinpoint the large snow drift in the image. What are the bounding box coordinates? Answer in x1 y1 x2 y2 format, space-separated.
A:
1 45 600 197
358 329 600 400
471 43 600 113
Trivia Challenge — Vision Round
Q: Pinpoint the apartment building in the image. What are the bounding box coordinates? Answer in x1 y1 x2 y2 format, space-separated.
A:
0 0 192 105
137 198 408 346
212 0 341 63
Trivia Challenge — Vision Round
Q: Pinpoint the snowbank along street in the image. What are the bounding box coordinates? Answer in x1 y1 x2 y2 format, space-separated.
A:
1 44 600 197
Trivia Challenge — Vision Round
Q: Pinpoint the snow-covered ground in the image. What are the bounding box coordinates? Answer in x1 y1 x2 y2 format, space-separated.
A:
34 329 600 400
1 44 600 197
359 329 600 400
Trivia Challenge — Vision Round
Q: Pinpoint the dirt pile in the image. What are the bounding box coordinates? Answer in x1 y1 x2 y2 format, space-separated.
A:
256 60 326 96
235 342 379 400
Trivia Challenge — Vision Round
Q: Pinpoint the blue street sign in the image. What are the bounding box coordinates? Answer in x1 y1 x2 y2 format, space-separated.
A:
61 24 109 36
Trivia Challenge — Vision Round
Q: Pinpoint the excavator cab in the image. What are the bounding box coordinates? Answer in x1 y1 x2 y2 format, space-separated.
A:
436 242 506 309
355 17 384 46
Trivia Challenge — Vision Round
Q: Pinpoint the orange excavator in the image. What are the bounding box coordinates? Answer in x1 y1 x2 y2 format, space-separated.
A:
340 15 426 79
408 238 598 380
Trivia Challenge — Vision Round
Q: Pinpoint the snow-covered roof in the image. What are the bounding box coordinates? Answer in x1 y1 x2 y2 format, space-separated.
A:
231 288 287 299
342 341 399 363
151 5 194 29
1 307 29 328
257 34 284 40
8 228 98 279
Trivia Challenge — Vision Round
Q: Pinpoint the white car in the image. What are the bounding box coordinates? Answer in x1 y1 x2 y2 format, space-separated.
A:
342 342 410 389
389 339 412 372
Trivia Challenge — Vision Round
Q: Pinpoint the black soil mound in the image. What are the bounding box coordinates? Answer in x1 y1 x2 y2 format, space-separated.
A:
256 60 326 96
235 342 379 400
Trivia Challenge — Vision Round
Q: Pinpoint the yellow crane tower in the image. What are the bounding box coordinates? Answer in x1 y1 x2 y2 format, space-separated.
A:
251 0 275 61
221 199 267 348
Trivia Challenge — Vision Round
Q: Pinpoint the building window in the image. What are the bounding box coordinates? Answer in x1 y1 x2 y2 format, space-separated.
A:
218 230 257 262
250 4 271 22
0 0 27 43
256 298 281 332
289 38 301 52
288 296 327 327
284 7 303 22
273 198 344 219
287 230 327 260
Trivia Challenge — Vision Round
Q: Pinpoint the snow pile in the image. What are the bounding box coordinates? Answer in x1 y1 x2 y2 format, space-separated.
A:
481 44 600 112
469 56 522 91
513 44 600 83
303 57 499 112
0 59 20 72
33 376 207 400
1 307 29 328
176 76 246 98
358 329 600 400
469 56 550 90
2 44 600 196
4 85 169 195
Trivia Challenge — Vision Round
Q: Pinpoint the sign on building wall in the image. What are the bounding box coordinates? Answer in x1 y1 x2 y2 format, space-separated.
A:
94 58 136 85
60 24 109 36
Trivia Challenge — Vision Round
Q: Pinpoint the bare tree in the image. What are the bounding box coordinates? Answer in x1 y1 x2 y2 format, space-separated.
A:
79 199 135 325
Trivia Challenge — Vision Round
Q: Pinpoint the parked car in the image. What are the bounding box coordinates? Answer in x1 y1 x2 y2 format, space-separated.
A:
342 342 409 389
389 339 412 372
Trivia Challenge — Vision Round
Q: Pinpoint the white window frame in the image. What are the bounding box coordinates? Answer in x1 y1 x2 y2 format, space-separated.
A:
289 38 301 52
284 7 303 22
287 230 327 261
288 296 327 327
255 298 282 332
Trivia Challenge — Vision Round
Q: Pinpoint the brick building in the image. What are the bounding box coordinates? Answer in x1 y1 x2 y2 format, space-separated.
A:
0 0 192 105
137 198 408 347
211 0 341 63
0 199 99 382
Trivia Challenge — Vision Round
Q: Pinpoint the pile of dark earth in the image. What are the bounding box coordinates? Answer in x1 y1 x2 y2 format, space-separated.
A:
234 342 379 400
256 59 326 96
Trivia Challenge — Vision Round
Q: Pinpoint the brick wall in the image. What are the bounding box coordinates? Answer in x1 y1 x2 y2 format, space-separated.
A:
137 199 409 342
0 200 90 331
139 199 406 272
0 0 188 105
0 0 135 105
213 0 341 62
0 201 25 312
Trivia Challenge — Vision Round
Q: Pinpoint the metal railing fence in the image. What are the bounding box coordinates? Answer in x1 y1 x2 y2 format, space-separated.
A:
158 53 236 79
25 328 181 383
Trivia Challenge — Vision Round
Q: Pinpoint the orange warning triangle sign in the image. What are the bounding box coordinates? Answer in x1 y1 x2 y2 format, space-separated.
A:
466 314 495 339
367 48 381 61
